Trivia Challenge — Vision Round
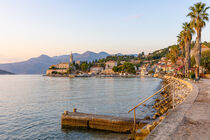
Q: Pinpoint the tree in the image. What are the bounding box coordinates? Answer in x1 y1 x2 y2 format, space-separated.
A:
201 50 210 73
49 66 57 69
187 2 210 79
177 32 185 59
177 32 185 75
99 63 105 69
81 63 88 72
181 22 194 77
122 62 136 74
67 67 73 74
169 46 179 64
112 66 118 72
165 54 170 73
191 56 196 67
138 53 142 60
52 71 58 74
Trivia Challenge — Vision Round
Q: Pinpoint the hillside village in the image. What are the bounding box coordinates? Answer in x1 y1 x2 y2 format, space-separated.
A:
46 43 210 77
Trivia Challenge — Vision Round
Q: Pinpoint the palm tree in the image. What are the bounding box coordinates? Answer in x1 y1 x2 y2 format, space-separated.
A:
168 46 179 76
187 2 210 79
177 32 185 58
182 22 194 77
177 32 185 73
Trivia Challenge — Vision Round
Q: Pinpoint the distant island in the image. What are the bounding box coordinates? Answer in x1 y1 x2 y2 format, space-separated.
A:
0 69 14 75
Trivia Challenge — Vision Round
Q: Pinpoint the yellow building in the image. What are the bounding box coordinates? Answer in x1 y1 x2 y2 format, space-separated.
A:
46 52 74 75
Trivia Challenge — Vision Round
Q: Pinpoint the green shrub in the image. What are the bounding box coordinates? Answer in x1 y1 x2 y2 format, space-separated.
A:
189 72 195 79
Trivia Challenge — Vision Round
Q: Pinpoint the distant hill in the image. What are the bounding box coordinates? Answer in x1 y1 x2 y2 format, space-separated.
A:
0 69 14 75
0 51 111 74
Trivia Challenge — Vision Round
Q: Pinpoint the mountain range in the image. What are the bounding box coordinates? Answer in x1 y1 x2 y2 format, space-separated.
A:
0 69 14 75
0 51 137 74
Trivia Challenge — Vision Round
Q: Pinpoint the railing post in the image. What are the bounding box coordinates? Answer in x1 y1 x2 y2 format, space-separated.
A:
133 109 136 133
172 82 175 109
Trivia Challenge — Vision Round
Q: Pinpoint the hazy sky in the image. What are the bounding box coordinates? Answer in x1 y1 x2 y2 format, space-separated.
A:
0 0 210 63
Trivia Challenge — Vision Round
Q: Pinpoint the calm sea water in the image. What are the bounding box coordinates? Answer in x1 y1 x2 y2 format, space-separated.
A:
0 75 161 140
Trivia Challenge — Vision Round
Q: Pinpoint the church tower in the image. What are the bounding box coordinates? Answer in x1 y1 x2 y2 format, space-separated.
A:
70 52 73 64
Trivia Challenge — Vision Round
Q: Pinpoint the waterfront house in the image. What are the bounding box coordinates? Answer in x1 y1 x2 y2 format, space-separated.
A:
90 66 104 74
99 61 117 75
140 64 151 75
46 52 74 75
105 61 117 70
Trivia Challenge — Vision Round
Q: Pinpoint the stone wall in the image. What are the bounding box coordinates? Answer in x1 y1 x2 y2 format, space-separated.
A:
46 69 68 75
144 77 198 140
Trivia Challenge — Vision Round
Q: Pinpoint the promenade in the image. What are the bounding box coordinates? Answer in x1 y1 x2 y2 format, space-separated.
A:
172 79 210 140
146 78 210 140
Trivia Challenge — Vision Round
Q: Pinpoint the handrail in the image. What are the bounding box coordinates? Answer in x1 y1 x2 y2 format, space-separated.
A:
128 81 176 133
128 82 173 113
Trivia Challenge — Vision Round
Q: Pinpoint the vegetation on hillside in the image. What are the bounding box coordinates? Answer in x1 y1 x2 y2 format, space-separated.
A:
112 62 136 74
203 41 210 48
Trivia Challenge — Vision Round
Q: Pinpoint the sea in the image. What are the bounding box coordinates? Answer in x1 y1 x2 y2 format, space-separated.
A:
0 75 161 140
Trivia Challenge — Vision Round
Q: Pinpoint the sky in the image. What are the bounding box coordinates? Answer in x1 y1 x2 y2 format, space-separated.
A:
0 0 210 63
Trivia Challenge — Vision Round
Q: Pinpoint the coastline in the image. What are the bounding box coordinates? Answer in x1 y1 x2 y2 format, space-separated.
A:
137 77 198 140
44 73 197 140
43 74 155 78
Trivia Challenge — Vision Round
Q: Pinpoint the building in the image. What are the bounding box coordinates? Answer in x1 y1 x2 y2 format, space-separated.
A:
139 64 152 75
52 63 69 69
191 44 210 57
140 65 148 75
70 52 73 64
98 61 118 75
105 61 117 70
76 61 81 65
130 59 141 65
46 69 68 75
46 52 74 75
90 66 104 74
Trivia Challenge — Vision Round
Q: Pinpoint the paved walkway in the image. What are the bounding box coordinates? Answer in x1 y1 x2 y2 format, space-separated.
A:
146 78 210 140
172 79 210 140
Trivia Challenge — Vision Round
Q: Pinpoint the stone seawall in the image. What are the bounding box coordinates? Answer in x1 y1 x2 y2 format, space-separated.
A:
144 77 198 140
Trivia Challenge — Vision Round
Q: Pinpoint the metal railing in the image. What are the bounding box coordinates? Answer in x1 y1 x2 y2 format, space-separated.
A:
128 82 176 132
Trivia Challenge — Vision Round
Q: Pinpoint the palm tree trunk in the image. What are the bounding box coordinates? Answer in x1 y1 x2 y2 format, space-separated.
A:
185 40 191 77
194 29 201 80
181 45 185 76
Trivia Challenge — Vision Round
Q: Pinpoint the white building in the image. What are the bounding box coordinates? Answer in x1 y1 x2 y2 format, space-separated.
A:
105 61 117 70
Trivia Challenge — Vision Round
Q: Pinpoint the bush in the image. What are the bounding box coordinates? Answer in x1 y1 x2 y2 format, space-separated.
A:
112 66 118 72
81 63 89 72
122 62 136 74
189 72 195 79
52 71 58 74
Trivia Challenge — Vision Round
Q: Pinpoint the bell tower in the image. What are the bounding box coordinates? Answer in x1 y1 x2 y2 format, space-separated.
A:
70 52 73 64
